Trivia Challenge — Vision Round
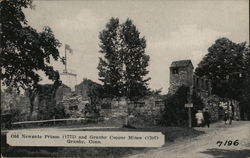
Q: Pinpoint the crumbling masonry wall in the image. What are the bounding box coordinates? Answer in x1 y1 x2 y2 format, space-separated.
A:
99 96 164 125
169 65 193 94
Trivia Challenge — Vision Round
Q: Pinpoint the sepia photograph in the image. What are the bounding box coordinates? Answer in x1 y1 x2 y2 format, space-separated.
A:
1 0 249 157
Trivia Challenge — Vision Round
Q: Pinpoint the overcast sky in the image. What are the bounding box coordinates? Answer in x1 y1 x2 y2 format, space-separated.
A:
24 0 249 94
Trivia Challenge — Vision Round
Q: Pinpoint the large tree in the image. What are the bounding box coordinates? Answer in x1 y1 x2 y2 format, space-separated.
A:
0 0 62 93
98 18 150 100
239 45 250 120
97 18 123 98
195 37 247 100
121 19 150 100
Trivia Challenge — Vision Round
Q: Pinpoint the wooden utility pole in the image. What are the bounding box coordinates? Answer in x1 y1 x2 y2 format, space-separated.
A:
185 87 193 128
64 45 67 73
188 107 192 128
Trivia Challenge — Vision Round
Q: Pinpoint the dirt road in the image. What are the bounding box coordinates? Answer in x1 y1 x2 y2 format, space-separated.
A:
125 121 250 158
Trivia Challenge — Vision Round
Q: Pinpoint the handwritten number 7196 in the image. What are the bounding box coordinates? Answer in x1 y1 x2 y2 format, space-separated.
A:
216 140 239 147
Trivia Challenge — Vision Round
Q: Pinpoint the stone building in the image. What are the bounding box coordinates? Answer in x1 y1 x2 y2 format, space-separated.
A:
168 59 240 121
75 78 102 104
55 84 72 100
60 70 77 91
169 60 194 94
193 74 212 96
20 79 102 120
58 79 102 118
193 74 240 121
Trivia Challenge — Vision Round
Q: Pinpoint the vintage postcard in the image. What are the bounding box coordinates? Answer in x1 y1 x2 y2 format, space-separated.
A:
1 0 249 157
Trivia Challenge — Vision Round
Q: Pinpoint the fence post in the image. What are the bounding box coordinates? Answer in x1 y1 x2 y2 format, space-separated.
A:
53 116 55 125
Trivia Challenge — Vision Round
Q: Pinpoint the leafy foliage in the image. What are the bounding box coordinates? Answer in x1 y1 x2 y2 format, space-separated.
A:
0 0 62 92
195 37 250 120
1 88 30 128
161 86 189 126
161 86 204 126
121 19 150 100
30 84 65 120
98 18 150 100
149 88 163 96
84 103 100 118
98 18 123 98
191 92 205 111
239 46 250 120
52 102 67 119
195 37 247 100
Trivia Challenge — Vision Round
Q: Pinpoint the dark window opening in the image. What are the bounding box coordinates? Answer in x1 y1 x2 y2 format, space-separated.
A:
69 106 78 110
134 101 145 107
205 80 209 90
201 79 204 89
101 103 111 109
172 68 179 74
155 101 164 107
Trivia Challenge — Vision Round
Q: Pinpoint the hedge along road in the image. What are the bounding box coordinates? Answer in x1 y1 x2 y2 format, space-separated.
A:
125 121 250 158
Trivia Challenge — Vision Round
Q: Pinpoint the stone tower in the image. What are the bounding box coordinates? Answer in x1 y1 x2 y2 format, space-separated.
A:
168 60 193 94
60 70 77 91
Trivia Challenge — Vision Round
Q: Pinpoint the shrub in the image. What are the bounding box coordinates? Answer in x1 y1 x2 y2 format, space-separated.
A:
160 86 189 126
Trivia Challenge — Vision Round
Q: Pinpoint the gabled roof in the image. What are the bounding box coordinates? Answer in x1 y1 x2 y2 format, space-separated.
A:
76 78 102 88
170 60 193 68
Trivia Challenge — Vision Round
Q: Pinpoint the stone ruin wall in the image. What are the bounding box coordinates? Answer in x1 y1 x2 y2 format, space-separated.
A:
169 66 193 95
1 84 164 126
59 95 87 118
100 97 128 119
197 92 220 121
128 96 165 125
193 75 240 121
99 96 165 125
